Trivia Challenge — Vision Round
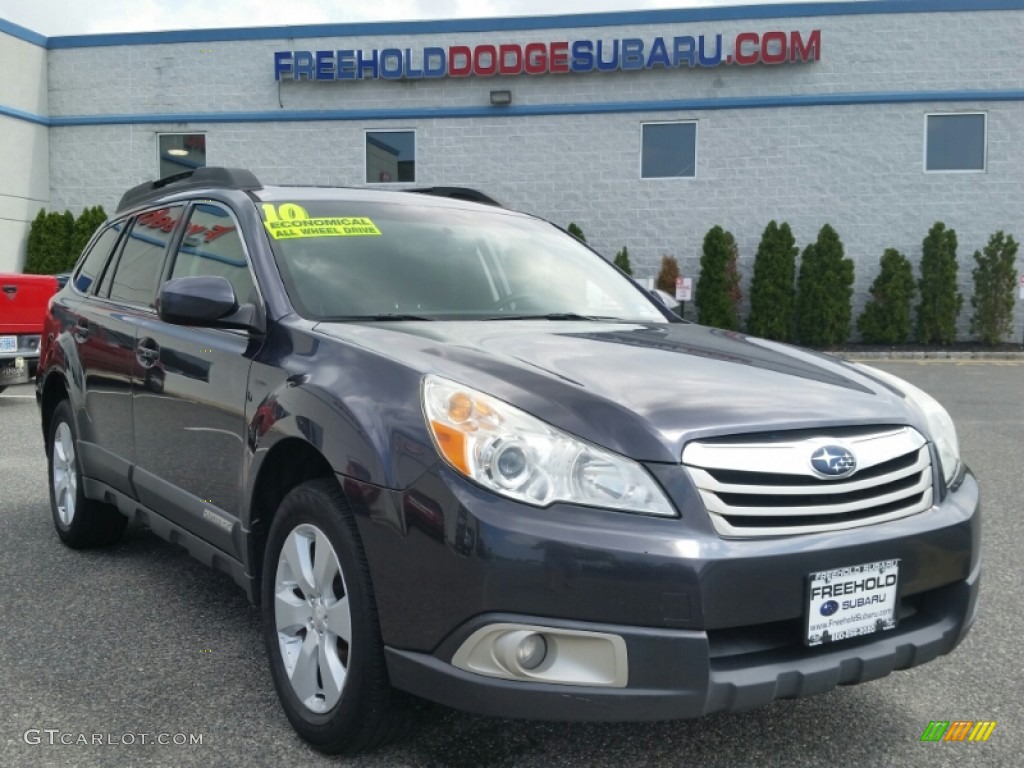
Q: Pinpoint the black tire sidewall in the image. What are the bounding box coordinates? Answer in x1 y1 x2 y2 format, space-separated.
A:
261 480 386 749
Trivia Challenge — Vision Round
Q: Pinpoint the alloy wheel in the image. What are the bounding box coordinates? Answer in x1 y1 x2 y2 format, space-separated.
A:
52 421 77 526
274 523 352 713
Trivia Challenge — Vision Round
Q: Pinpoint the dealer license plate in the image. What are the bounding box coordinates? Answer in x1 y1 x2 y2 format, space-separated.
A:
0 335 16 353
806 559 899 646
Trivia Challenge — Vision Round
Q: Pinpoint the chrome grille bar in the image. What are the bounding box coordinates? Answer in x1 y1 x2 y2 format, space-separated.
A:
683 427 934 537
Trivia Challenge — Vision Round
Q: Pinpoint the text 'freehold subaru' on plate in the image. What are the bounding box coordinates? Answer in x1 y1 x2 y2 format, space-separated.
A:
36 168 980 754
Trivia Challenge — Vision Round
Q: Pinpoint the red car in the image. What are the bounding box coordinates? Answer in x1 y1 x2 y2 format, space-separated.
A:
0 273 59 392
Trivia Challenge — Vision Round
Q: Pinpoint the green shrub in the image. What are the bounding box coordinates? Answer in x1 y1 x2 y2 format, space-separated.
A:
795 224 854 347
970 231 1019 345
857 249 916 344
915 222 963 345
613 246 633 276
69 206 108 269
567 222 586 243
655 254 680 295
747 221 798 341
24 209 75 275
696 225 741 330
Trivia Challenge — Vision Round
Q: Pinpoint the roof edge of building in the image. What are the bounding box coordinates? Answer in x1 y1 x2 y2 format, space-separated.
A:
2 0 1021 51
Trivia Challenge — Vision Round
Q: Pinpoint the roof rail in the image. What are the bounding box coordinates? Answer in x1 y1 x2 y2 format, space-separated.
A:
116 167 263 213
409 187 502 207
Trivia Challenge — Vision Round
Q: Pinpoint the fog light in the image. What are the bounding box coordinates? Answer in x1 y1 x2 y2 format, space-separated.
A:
515 633 547 670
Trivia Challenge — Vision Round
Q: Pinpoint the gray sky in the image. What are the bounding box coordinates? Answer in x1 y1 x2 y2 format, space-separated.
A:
0 0 826 37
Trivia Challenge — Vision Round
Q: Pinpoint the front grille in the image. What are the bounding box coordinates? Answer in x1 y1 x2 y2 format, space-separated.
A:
683 427 933 537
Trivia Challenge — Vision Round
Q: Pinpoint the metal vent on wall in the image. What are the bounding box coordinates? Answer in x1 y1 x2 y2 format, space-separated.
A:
683 427 933 537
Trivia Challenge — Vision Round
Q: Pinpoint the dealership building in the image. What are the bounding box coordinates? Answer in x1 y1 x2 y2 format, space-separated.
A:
1 0 1022 339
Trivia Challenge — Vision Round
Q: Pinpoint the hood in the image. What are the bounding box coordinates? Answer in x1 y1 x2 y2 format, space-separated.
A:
313 320 917 463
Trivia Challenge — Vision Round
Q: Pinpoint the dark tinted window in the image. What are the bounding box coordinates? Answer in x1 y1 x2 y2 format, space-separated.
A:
159 133 206 178
366 130 415 183
108 206 183 306
926 113 985 172
170 204 256 304
73 222 123 294
641 122 697 179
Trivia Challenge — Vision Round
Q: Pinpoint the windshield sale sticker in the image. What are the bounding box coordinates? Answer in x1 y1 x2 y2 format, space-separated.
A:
261 203 381 239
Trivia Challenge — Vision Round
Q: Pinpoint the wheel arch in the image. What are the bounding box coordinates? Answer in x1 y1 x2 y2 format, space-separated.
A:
39 370 70 443
246 436 341 605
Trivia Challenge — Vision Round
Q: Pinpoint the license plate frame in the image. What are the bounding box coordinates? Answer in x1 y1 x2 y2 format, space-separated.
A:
805 559 900 646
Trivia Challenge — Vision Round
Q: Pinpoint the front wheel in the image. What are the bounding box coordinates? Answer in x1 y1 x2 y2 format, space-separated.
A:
47 400 127 548
261 479 411 754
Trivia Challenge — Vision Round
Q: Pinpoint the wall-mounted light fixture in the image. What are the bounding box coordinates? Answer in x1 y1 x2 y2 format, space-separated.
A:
489 90 512 106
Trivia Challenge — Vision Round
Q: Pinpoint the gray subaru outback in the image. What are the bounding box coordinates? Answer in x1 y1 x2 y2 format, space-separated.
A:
37 168 979 754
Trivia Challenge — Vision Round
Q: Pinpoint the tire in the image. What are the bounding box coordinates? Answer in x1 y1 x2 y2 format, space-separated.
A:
47 400 128 548
261 479 411 754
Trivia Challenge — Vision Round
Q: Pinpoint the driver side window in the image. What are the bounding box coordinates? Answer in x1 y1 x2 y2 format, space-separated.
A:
170 203 257 305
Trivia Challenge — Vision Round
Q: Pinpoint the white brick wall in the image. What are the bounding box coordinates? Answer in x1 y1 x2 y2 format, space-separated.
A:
37 7 1024 341
0 31 49 271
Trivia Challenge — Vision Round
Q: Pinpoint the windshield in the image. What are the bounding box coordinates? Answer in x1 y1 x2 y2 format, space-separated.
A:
260 200 668 323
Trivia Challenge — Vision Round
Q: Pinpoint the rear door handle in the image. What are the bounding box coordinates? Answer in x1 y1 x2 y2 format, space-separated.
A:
73 319 89 343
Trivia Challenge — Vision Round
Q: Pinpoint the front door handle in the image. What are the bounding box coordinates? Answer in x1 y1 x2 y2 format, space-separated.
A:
73 318 89 343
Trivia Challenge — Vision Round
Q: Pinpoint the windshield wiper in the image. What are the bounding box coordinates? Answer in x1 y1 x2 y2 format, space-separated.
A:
484 312 606 321
321 313 436 322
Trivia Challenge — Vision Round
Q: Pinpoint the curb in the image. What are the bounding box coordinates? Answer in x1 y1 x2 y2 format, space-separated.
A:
835 350 1024 361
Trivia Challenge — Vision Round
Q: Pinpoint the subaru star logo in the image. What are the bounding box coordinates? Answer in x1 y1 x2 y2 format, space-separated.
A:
810 445 857 478
820 600 839 616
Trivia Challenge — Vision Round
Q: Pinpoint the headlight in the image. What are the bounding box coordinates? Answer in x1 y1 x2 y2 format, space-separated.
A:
422 375 676 517
858 364 961 486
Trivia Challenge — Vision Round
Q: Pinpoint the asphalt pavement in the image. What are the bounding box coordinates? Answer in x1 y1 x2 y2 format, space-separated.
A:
1 360 1021 767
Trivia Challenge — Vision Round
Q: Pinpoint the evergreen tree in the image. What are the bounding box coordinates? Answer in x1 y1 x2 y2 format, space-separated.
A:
915 222 962 345
613 246 633 276
567 222 586 242
857 248 916 344
795 224 854 347
24 209 75 275
970 231 1018 345
696 225 741 330
747 221 798 341
68 206 108 270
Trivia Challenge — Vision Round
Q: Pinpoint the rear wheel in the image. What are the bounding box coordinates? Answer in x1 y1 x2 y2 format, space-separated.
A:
262 479 411 754
47 400 127 548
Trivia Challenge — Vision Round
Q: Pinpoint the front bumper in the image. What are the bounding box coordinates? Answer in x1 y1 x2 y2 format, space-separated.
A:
350 465 980 720
386 552 979 720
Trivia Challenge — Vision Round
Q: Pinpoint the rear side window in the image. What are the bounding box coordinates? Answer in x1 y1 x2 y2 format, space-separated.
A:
73 223 123 294
170 204 257 305
107 206 184 306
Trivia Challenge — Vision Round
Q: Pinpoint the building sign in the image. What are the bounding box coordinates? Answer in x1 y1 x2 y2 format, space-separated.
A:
274 30 820 81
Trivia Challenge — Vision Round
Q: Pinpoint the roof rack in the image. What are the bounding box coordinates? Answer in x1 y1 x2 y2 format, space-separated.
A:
409 187 502 207
116 167 263 213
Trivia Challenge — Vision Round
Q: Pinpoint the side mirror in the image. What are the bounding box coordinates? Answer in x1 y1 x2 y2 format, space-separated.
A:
158 275 264 333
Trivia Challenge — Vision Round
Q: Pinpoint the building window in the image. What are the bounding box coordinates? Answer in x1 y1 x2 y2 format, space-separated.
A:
641 122 697 179
158 133 207 178
366 130 415 183
925 113 986 173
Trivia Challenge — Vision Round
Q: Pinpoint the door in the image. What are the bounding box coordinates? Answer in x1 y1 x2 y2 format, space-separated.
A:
72 211 183 495
131 202 263 557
